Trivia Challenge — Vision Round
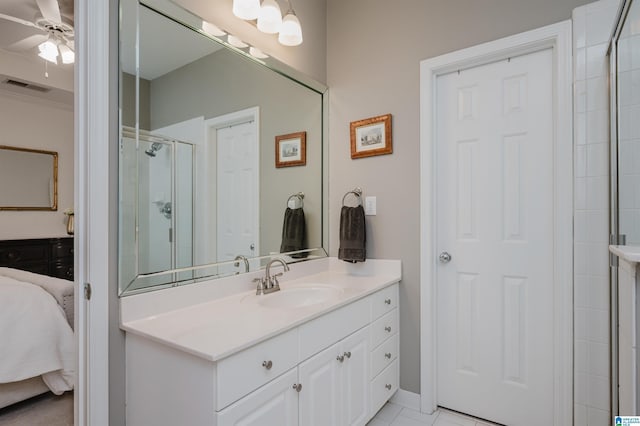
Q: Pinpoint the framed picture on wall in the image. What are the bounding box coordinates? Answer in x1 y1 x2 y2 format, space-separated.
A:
275 131 306 168
350 113 392 159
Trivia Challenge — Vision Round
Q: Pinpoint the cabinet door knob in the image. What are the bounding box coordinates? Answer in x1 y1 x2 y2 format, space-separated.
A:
385 352 392 359
292 383 302 392
385 384 392 390
384 298 391 305
262 360 273 370
343 351 351 359
385 326 392 332
336 355 345 363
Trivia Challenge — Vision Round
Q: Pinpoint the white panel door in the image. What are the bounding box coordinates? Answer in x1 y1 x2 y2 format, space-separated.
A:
217 368 298 426
436 49 554 426
298 342 342 426
217 121 258 267
341 327 370 426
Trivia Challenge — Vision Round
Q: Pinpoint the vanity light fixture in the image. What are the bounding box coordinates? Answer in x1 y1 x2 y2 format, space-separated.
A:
233 0 303 46
228 34 249 48
278 5 302 46
232 0 261 20
202 21 226 37
257 0 282 34
249 46 269 59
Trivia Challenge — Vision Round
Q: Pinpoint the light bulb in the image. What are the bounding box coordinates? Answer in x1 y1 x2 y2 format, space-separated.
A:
278 12 302 46
38 40 58 64
59 44 75 64
232 0 260 20
257 0 282 34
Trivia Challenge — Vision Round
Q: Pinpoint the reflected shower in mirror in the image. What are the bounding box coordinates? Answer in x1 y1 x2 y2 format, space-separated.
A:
118 0 327 295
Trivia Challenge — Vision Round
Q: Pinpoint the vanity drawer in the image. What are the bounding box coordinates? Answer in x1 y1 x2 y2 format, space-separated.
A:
298 296 369 361
370 308 398 348
371 284 398 320
371 333 398 379
216 328 299 410
371 359 398 415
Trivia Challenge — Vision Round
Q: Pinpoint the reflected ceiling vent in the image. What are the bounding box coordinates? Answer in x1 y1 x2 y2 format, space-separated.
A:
2 78 51 93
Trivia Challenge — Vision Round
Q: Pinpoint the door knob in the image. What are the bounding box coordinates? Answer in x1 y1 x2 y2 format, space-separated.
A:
439 252 452 263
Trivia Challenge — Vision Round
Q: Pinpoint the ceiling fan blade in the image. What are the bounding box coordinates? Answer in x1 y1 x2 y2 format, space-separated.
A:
6 34 49 51
0 13 41 29
36 0 62 24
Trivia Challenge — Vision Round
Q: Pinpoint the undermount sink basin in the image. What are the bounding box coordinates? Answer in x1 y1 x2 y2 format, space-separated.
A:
246 285 344 309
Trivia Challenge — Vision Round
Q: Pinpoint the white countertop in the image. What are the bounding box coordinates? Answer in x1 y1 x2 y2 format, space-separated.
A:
120 258 401 362
610 245 640 263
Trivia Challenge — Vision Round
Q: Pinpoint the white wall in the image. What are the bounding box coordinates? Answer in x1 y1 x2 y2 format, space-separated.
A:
573 0 620 424
0 91 74 239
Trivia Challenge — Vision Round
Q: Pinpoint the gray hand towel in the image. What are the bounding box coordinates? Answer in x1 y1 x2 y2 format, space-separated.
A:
280 207 307 258
338 205 366 263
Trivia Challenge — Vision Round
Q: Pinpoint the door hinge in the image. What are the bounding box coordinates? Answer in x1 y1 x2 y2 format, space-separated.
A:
84 283 92 300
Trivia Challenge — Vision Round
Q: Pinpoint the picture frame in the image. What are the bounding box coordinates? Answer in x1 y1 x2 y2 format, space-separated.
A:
275 131 306 168
350 113 392 159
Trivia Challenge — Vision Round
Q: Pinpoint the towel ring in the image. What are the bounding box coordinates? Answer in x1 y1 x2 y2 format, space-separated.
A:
287 192 304 208
342 187 362 206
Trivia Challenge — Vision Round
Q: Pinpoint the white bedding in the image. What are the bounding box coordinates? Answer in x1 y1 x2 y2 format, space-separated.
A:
0 275 75 394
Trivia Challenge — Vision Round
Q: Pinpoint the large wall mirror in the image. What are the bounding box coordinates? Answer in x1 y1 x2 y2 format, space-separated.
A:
0 145 58 211
119 0 328 295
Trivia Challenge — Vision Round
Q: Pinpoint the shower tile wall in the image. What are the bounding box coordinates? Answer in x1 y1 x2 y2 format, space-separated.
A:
573 1 619 424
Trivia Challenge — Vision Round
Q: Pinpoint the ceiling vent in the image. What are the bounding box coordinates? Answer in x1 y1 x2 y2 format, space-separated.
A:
2 78 51 93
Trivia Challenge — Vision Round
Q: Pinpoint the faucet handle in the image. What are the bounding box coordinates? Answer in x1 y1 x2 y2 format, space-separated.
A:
270 272 283 288
253 277 266 294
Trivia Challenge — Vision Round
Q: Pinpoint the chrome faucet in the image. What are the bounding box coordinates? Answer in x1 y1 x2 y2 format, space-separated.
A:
254 257 290 295
234 255 250 273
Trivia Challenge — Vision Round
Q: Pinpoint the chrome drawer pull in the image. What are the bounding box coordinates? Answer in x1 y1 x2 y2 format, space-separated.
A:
385 326 392 332
262 360 273 370
384 298 391 305
292 383 302 392
336 354 345 363
385 352 392 359
344 351 351 359
385 384 392 390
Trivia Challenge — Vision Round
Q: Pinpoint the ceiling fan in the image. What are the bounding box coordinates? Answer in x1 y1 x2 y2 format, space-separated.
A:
0 0 74 64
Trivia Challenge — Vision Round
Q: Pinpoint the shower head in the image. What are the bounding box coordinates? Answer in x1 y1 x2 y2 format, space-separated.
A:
145 142 163 157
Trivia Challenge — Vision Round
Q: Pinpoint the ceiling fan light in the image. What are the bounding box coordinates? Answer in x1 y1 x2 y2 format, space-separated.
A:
38 40 58 63
257 0 282 34
59 44 74 64
278 12 302 46
232 0 260 20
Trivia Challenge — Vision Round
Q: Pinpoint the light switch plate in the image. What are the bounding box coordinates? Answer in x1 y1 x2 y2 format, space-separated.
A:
365 196 377 215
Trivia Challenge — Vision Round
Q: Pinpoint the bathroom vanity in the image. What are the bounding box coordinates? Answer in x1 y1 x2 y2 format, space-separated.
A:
120 258 401 425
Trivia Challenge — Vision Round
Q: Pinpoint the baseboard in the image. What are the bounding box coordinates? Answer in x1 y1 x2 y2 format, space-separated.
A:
390 389 421 411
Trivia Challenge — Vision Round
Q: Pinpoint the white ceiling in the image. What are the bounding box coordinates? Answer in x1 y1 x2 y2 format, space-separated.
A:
120 3 223 81
0 0 74 97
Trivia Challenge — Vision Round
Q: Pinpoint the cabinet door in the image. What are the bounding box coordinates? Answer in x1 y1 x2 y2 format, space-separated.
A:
217 368 298 426
298 342 342 426
341 327 370 426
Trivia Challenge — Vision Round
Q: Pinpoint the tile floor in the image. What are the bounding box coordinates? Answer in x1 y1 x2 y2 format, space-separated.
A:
367 402 501 426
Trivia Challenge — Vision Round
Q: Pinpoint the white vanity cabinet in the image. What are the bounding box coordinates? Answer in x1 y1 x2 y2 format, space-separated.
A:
125 281 400 426
298 326 370 426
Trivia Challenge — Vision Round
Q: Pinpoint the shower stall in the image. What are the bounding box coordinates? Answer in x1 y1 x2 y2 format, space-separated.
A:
119 127 194 291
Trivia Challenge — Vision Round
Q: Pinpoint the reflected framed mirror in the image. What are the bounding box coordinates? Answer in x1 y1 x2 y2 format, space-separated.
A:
0 145 58 211
119 0 328 295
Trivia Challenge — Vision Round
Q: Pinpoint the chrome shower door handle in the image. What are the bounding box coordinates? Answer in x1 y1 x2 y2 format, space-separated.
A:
439 252 452 263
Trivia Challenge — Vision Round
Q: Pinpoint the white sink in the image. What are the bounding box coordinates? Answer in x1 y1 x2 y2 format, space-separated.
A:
245 285 344 309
